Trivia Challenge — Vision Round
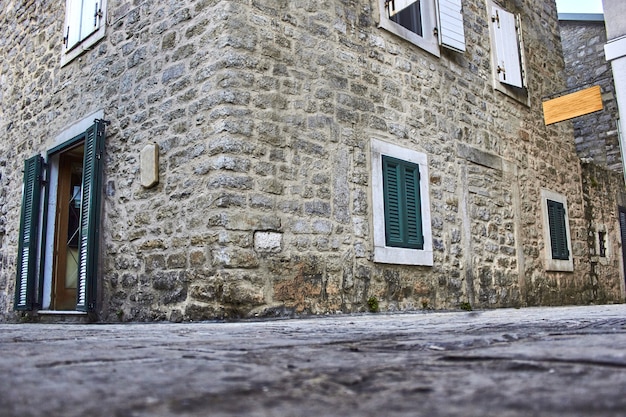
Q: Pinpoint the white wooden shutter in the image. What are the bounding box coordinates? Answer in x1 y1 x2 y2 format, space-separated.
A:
387 0 419 17
436 0 465 52
80 1 100 40
491 4 523 88
65 0 82 49
65 0 101 50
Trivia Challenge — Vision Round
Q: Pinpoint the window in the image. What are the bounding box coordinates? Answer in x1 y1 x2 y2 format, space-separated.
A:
487 1 528 103
62 0 108 66
547 199 569 260
378 0 466 57
598 231 607 258
382 156 424 249
371 139 433 266
540 189 573 272
14 116 106 312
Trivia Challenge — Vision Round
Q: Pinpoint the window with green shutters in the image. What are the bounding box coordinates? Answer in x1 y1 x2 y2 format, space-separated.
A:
382 155 424 250
547 199 569 260
371 139 433 266
540 189 573 272
14 120 105 312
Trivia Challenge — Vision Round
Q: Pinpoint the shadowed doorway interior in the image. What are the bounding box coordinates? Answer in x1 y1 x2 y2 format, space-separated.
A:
52 145 84 310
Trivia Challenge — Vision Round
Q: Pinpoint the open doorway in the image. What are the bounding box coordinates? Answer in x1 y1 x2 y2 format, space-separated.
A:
15 118 105 313
50 146 84 310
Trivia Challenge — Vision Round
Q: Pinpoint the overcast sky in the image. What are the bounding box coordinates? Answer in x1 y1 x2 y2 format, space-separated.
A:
555 0 604 13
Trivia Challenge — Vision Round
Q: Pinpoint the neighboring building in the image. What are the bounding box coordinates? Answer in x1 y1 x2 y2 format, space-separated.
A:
602 0 626 305
558 12 626 305
0 0 624 323
559 13 620 171
603 0 626 181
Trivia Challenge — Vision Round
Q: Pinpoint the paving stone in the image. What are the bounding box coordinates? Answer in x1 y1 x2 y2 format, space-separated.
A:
1 305 626 416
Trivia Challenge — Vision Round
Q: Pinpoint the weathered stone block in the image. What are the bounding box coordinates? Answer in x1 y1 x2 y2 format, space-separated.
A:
304 201 331 217
167 253 187 269
190 280 223 303
212 248 259 269
222 213 281 231
254 231 282 253
145 254 166 274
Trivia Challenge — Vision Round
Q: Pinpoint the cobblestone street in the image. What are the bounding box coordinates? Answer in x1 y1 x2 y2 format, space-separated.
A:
1 305 626 416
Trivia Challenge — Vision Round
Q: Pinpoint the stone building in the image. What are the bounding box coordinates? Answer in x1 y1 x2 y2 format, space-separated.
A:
559 13 620 171
0 0 624 322
558 10 626 313
603 0 626 167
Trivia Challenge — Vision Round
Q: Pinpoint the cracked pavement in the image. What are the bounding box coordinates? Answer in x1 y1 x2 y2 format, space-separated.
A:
1 304 626 416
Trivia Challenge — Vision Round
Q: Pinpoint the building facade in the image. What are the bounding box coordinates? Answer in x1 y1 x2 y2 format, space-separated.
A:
0 0 624 322
602 0 626 182
559 13 620 171
558 12 626 307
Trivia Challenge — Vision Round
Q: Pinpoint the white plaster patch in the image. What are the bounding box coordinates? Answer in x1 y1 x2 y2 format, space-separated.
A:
254 232 283 253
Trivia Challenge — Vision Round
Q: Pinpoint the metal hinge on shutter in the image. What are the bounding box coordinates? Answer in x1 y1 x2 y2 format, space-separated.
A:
94 2 102 26
497 64 506 78
64 26 70 47
492 10 500 27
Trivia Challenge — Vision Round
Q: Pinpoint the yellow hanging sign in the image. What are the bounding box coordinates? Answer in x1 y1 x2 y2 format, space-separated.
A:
542 85 603 125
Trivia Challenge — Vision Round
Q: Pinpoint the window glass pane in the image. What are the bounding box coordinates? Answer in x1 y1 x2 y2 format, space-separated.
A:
391 2 423 36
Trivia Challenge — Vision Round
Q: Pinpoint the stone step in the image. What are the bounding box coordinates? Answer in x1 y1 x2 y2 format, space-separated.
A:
35 311 92 324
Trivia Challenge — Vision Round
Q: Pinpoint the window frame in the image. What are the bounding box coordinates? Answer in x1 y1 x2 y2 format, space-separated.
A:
61 0 108 67
14 112 106 312
540 189 574 272
379 0 439 56
371 139 433 266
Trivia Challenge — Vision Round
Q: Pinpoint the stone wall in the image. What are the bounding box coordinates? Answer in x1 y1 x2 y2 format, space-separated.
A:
559 18 621 171
0 0 622 322
581 162 626 302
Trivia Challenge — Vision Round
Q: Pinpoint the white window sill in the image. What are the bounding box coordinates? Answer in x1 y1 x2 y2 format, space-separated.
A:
378 20 440 58
374 246 434 266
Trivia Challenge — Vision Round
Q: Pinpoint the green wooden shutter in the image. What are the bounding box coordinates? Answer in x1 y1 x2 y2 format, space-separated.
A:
619 207 626 287
547 199 569 260
382 156 424 249
76 121 105 311
403 162 423 248
15 155 43 310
